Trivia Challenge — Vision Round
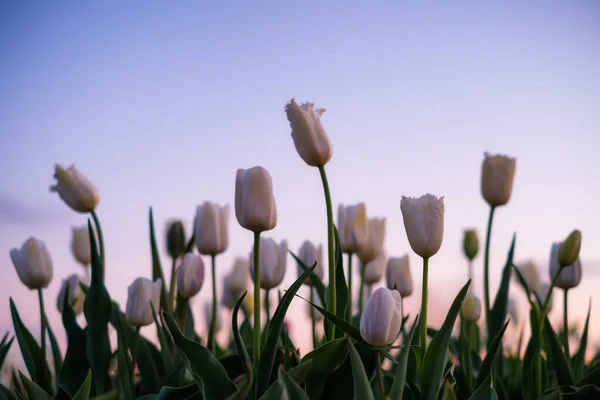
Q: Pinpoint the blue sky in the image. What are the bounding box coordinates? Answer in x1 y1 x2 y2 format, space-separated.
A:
0 0 599 359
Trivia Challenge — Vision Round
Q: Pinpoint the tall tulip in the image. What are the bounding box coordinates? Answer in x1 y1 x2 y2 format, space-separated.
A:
462 229 479 290
165 219 187 310
176 253 205 299
296 241 324 285
125 278 162 327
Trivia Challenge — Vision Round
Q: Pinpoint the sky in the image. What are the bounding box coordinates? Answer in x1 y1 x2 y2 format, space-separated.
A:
0 0 599 372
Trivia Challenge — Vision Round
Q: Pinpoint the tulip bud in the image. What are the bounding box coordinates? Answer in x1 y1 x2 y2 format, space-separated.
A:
462 230 479 261
284 99 333 167
228 257 251 293
536 283 553 313
250 238 288 290
50 164 99 212
70 225 91 266
296 241 324 285
558 230 582 268
205 302 222 333
195 202 230 256
480 152 516 207
176 253 205 299
363 251 387 285
462 293 481 323
517 261 541 293
57 274 85 314
507 297 519 324
400 194 445 259
338 203 369 254
166 220 186 259
386 255 413 297
549 242 582 290
357 218 386 264
125 278 162 327
308 288 324 321
360 287 402 346
10 237 53 290
235 167 277 232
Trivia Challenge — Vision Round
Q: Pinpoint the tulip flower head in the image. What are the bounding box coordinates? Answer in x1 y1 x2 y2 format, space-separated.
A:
462 293 482 323
517 261 542 294
285 99 333 167
50 164 99 213
10 237 54 290
57 274 85 314
558 230 582 268
357 218 386 264
228 257 251 294
360 287 403 346
176 253 206 299
462 229 479 261
165 220 186 259
71 225 92 267
297 240 324 285
386 255 413 298
195 202 230 256
549 242 582 290
400 194 445 259
480 152 516 208
235 166 277 233
126 278 162 327
338 203 369 254
250 238 288 290
363 251 387 285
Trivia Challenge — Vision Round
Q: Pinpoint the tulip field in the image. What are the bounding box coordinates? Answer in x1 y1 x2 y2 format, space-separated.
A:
2 99 595 400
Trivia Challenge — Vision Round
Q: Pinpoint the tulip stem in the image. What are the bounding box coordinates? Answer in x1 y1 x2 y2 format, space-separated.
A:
318 165 336 340
37 289 47 361
483 206 495 334
181 298 189 335
210 255 217 354
376 351 385 397
130 327 140 391
400 297 406 338
468 259 474 292
358 262 366 313
563 289 570 357
169 257 177 311
310 289 317 349
464 320 474 392
90 210 105 266
264 290 271 325
420 257 429 361
347 253 353 322
253 231 262 370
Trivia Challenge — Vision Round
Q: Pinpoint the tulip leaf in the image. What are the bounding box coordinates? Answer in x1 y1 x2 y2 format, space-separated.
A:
475 320 509 388
521 307 541 398
469 376 497 400
572 300 591 378
334 226 349 334
280 366 310 400
137 338 165 394
302 338 347 399
72 370 93 400
163 312 237 399
0 384 15 400
83 220 113 395
346 340 375 400
543 314 575 386
150 383 199 400
420 279 471 400
488 234 515 347
149 207 171 313
256 263 316 397
0 335 14 371
231 291 253 398
18 371 51 400
289 250 327 309
113 312 133 400
9 298 53 394
151 304 174 371
390 315 419 400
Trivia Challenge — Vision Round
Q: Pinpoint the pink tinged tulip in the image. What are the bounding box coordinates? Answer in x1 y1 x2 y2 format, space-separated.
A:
126 278 162 327
360 287 403 346
481 152 516 207
285 99 333 167
337 203 369 254
357 218 386 264
297 240 324 285
400 194 445 259
195 202 230 256
176 253 206 299
50 164 99 212
10 237 53 290
235 167 277 233
250 238 288 290
71 225 92 266
386 255 413 298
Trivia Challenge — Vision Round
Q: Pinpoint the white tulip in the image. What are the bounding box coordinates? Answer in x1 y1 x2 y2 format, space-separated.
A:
285 99 333 167
227 257 251 294
195 202 230 256
125 278 162 327
57 274 85 314
176 253 205 299
357 218 386 264
50 164 99 212
10 237 53 290
360 287 402 346
400 194 445 259
517 261 541 293
481 152 516 207
71 225 91 266
297 241 324 285
235 167 277 232
549 242 582 290
250 238 288 290
462 293 481 323
338 203 369 254
386 255 413 297
363 251 387 285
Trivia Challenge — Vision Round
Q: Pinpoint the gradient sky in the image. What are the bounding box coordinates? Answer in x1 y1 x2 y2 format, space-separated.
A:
1 0 599 368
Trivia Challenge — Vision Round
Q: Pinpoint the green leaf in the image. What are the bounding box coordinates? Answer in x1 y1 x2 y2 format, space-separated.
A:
475 321 509 388
279 367 310 400
543 314 575 385
149 207 170 313
43 315 62 377
420 279 471 400
113 313 133 400
151 304 174 372
231 291 253 398
137 338 164 394
302 338 347 399
18 371 51 400
9 299 52 394
390 316 419 400
0 384 15 400
256 263 317 397
163 312 237 399
225 361 254 400
89 390 119 400
488 234 515 344
72 370 93 400
347 340 375 400
151 383 199 400
572 300 591 378
287 359 313 384
83 220 113 395
576 366 600 386
289 250 327 311
334 227 349 331
0 335 14 371
469 376 498 400
521 307 541 399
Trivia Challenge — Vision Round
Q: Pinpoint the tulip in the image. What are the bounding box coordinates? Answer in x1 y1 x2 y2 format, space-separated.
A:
227 257 251 293
250 238 288 290
205 302 222 333
166 220 186 260
176 253 205 299
57 274 85 315
363 251 387 285
549 242 582 290
357 218 386 264
518 261 542 293
235 167 277 233
10 237 53 290
558 230 582 268
360 287 402 346
71 225 91 267
463 229 479 262
462 293 481 323
285 99 333 167
337 203 369 254
400 195 445 259
50 164 99 213
297 241 324 285
480 152 516 208
386 255 413 298
125 278 162 327
195 202 230 256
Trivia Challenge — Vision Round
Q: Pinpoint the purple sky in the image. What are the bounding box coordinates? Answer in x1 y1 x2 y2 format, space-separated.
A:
1 0 599 367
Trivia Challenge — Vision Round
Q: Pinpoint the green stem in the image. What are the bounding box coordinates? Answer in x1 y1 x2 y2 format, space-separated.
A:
169 257 177 311
347 253 353 322
210 255 217 354
318 165 336 340
310 289 317 349
90 210 105 266
483 206 495 330
465 321 473 392
264 289 271 325
563 289 570 357
468 259 474 293
420 257 429 362
358 262 366 313
376 351 385 397
181 298 189 335
401 296 406 338
253 231 262 370
130 327 141 391
37 289 46 361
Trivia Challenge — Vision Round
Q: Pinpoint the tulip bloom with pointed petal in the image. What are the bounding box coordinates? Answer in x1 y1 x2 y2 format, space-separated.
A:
195 202 230 256
10 237 54 290
338 203 369 254
360 287 402 346
166 220 186 259
386 255 413 298
549 242 582 290
400 194 445 259
126 278 162 327
71 225 91 266
50 164 100 212
250 238 288 290
235 167 277 233
57 274 85 314
481 152 516 207
176 253 206 299
357 218 386 264
462 293 482 323
284 99 333 167
297 240 324 285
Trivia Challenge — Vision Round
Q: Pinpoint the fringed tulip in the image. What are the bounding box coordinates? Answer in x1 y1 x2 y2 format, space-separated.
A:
50 164 99 212
357 218 386 264
400 194 445 259
285 99 333 167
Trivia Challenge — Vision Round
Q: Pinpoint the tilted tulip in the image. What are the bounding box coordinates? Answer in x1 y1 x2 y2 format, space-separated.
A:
176 253 206 298
357 218 386 264
558 230 582 268
363 251 387 285
57 274 85 314
463 229 479 261
195 202 230 256
462 293 482 323
50 164 99 212
235 167 277 232
71 225 91 266
205 302 222 333
518 261 542 293
284 99 333 167
166 220 186 259
360 287 402 346
250 238 288 290
227 257 251 293
296 240 324 285
338 203 369 254
400 194 445 259
481 152 516 207
386 255 413 297
10 237 53 290
126 277 162 327
549 242 582 290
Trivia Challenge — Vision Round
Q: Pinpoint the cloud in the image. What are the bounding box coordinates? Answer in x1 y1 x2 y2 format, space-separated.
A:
0 194 72 226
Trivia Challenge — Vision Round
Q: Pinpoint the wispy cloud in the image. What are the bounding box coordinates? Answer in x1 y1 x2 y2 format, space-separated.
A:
0 194 72 226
